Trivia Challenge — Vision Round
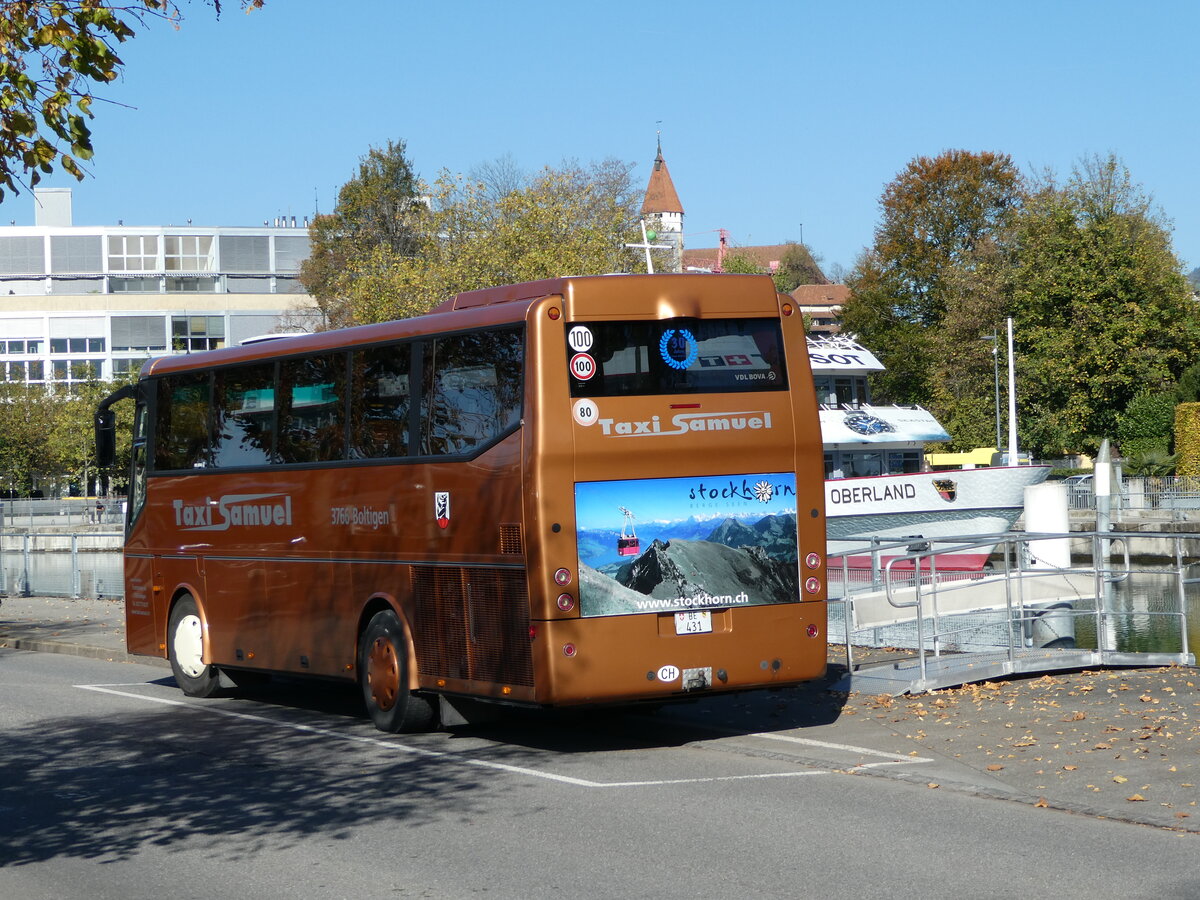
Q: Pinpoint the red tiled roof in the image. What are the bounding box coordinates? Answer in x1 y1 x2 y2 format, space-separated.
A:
681 244 794 271
790 284 849 307
640 146 683 215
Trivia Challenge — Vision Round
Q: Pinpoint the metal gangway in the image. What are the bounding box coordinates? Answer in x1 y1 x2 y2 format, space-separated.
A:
828 530 1196 695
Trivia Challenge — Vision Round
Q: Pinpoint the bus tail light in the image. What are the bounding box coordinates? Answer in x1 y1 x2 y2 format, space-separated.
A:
563 643 577 658
804 577 821 594
529 625 538 641
554 567 572 586
805 552 821 569
807 624 820 639
556 593 575 612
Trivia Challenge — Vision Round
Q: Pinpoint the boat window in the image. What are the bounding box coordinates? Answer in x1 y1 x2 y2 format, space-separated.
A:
845 452 883 478
887 451 922 474
834 377 857 407
814 377 837 406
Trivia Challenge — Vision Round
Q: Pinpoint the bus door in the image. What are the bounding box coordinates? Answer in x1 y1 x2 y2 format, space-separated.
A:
123 393 161 655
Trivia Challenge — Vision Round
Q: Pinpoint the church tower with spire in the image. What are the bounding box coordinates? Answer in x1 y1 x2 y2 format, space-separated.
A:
640 137 684 273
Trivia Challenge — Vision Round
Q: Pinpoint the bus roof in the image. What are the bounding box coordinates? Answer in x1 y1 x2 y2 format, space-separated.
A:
142 273 784 378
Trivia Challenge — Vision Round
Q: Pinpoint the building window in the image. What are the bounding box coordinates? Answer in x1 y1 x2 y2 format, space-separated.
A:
71 359 100 380
164 235 214 272
107 234 159 272
112 316 166 352
50 337 104 354
50 276 104 295
165 276 219 293
172 315 225 352
226 275 272 293
0 236 46 274
50 235 103 273
51 359 101 382
274 235 311 273
110 276 160 293
219 235 270 273
275 277 306 294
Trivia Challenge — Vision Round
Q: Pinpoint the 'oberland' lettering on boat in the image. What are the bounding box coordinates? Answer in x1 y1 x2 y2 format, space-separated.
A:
598 411 772 437
173 493 293 531
828 483 917 505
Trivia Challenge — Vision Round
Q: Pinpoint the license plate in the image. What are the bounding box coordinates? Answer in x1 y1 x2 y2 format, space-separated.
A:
674 610 712 634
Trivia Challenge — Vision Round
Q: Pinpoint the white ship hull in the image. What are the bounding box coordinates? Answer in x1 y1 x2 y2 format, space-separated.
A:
825 465 1050 569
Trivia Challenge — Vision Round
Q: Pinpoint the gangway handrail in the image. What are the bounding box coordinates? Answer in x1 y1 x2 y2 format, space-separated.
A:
829 528 1196 693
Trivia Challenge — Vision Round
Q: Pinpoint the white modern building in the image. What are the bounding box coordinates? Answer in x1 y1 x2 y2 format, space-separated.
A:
0 188 319 385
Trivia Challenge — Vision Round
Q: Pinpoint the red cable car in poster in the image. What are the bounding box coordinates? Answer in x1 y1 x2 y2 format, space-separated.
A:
617 505 640 557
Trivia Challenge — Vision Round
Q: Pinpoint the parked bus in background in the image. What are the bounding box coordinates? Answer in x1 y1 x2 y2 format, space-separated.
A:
95 274 828 733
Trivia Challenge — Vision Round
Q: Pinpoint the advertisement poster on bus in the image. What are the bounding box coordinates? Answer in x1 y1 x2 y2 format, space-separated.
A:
573 472 800 617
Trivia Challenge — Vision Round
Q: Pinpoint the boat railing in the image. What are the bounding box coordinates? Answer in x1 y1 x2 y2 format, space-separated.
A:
820 400 932 414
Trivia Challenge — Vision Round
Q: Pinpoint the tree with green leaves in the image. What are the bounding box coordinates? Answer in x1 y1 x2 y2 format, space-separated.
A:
319 156 644 325
0 372 135 496
840 150 1025 449
719 250 766 275
841 249 937 408
0 1 263 200
299 139 426 328
1012 155 1200 457
0 379 51 493
1116 390 1176 457
771 242 827 292
872 149 1024 326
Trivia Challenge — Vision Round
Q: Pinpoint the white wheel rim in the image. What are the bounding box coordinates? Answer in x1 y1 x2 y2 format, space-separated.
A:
173 614 206 678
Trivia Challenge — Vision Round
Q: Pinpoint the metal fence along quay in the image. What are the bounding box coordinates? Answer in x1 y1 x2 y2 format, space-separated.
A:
0 530 123 599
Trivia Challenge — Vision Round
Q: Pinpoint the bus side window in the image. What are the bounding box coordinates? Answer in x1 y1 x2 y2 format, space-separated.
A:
421 329 522 457
212 363 276 467
278 353 346 464
154 372 212 470
350 342 411 459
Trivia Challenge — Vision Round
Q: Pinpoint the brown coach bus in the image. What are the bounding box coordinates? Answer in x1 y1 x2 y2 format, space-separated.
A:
95 274 828 732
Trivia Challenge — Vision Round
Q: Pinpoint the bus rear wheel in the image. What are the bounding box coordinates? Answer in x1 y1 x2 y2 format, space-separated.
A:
359 609 434 733
167 595 223 698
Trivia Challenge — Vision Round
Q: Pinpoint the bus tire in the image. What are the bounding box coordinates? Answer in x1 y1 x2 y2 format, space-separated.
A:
360 609 434 733
167 595 223 698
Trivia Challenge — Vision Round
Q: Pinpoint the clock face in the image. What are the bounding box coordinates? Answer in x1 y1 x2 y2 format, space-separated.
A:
842 411 895 436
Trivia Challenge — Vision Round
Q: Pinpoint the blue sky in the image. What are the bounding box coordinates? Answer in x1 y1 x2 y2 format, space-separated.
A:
3 1 1198 275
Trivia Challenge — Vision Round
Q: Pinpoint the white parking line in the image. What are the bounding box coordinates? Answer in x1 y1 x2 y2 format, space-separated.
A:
747 731 933 767
77 683 832 789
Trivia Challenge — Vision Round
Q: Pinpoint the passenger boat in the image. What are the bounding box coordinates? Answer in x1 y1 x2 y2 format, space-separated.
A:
810 336 1049 571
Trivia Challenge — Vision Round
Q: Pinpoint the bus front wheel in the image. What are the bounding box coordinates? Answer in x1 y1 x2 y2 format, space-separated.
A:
167 595 223 698
359 610 434 733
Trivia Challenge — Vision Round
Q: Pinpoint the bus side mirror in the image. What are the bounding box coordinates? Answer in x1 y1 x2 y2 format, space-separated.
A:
94 382 138 469
95 408 117 468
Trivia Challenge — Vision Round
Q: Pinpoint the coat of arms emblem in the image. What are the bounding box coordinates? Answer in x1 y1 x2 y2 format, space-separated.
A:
933 478 957 502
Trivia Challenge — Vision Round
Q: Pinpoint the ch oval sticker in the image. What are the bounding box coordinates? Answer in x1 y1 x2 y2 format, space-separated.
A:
657 664 680 683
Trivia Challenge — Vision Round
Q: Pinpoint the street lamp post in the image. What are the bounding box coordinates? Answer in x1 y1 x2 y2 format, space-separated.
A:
983 333 1002 451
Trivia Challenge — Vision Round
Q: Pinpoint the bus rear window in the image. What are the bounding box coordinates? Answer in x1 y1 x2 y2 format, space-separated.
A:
567 318 787 397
